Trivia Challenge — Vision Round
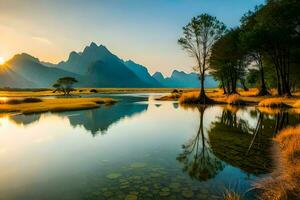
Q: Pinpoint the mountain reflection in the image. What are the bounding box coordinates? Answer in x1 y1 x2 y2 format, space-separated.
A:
61 103 148 135
8 103 148 136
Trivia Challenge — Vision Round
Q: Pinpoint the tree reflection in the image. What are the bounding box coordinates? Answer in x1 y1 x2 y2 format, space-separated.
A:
177 106 224 181
208 108 274 175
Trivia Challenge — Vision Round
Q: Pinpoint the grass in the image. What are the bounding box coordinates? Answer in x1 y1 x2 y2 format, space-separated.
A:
255 125 300 200
1 97 43 104
258 98 291 108
223 191 244 200
0 97 116 114
226 94 250 106
179 91 199 104
155 88 300 108
0 88 198 97
294 100 300 108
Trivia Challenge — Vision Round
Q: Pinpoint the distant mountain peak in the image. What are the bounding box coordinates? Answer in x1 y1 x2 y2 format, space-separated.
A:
11 53 40 63
90 42 98 48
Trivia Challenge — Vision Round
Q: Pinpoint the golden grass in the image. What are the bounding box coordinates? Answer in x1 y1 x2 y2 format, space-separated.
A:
178 91 200 104
258 98 291 108
223 191 244 200
255 125 300 200
155 92 182 101
0 88 198 97
226 94 249 106
293 100 300 108
0 97 116 114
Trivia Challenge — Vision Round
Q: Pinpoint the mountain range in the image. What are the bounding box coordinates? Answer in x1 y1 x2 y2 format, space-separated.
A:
0 42 218 88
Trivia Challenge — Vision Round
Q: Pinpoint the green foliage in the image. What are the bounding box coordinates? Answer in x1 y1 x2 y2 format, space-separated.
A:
52 77 78 95
210 29 247 94
178 14 226 102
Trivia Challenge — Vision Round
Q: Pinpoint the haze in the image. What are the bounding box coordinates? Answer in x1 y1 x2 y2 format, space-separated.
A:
0 0 264 76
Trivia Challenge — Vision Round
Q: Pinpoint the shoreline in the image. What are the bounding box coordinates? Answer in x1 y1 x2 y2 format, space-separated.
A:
0 97 117 115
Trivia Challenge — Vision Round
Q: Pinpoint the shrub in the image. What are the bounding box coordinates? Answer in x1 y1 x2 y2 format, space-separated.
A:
172 89 179 93
7 98 42 104
22 98 43 103
6 99 22 104
90 89 98 93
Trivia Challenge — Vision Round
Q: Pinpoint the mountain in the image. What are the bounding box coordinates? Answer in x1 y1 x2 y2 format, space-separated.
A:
152 70 218 88
0 64 36 88
57 42 149 87
123 60 161 87
0 42 220 88
4 53 82 88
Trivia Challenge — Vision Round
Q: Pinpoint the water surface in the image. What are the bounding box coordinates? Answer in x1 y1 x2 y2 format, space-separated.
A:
0 93 299 200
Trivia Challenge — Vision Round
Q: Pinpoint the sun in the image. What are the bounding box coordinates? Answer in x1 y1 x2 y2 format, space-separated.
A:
0 57 5 65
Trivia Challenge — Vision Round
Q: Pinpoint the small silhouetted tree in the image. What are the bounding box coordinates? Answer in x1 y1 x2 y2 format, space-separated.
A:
178 14 226 104
53 77 78 95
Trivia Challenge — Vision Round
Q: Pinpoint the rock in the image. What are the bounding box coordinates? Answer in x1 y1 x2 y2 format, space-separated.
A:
130 162 147 168
106 173 122 179
125 194 138 200
182 190 194 198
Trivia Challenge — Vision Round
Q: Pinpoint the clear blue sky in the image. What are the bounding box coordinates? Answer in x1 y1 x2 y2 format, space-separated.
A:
0 0 265 76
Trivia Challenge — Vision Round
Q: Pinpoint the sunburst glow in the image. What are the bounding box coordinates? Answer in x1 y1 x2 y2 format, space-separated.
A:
0 57 5 65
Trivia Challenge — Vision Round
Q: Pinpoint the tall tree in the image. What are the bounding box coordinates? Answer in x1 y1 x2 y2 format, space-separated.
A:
210 29 248 94
249 0 300 96
240 7 271 96
178 14 226 104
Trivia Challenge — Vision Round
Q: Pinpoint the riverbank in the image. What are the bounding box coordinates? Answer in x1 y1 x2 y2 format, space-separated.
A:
0 88 198 97
255 125 300 200
156 89 300 108
0 97 116 114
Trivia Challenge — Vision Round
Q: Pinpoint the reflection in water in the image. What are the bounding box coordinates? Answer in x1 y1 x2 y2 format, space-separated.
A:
0 94 299 200
9 102 148 136
177 106 224 181
208 108 273 175
60 103 148 135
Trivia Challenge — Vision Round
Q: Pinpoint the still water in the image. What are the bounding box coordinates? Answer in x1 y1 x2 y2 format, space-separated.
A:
0 93 299 200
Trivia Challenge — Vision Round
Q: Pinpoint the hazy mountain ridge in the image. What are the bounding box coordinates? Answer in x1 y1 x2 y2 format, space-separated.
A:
152 70 218 88
0 42 218 88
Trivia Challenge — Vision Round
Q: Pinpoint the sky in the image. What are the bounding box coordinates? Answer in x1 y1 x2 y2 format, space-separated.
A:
0 0 264 76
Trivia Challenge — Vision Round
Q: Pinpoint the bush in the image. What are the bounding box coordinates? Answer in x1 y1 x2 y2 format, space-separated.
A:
22 98 43 103
172 89 179 93
90 89 98 93
7 98 42 104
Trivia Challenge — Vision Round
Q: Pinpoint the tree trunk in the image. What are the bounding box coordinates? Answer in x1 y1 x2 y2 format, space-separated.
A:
198 73 213 104
257 58 270 96
221 76 227 94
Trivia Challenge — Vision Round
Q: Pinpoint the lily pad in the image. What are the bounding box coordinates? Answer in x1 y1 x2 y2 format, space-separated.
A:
182 190 194 198
159 191 170 197
125 194 138 200
130 162 147 168
106 172 121 179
